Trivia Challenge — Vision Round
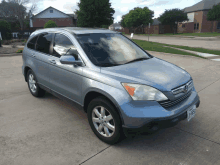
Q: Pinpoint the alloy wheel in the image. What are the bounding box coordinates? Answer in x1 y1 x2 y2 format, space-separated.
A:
92 106 115 137
28 74 37 93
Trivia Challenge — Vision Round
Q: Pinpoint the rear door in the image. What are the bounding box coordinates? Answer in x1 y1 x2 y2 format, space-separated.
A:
31 32 53 88
48 32 83 104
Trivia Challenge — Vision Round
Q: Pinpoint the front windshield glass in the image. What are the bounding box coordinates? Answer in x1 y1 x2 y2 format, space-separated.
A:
75 33 151 67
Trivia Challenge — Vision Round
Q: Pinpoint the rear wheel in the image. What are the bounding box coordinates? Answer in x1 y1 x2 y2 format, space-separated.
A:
87 97 125 144
27 70 45 97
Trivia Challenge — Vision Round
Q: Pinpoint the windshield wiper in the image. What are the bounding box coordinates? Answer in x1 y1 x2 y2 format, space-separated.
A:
125 57 149 64
98 63 121 67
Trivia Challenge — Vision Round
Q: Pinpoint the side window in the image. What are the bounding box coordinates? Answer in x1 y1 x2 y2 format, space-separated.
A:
27 36 38 50
36 33 53 54
52 33 75 58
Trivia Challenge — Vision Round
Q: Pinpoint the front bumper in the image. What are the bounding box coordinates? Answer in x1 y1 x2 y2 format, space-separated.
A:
119 88 200 131
123 100 200 135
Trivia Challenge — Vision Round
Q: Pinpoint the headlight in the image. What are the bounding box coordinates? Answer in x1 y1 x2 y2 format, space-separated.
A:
122 83 168 101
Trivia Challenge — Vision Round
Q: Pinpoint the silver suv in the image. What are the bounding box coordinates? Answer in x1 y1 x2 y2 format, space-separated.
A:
22 27 200 144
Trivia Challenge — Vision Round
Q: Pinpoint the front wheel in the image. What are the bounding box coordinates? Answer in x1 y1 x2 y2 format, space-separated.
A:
27 70 45 97
87 97 125 144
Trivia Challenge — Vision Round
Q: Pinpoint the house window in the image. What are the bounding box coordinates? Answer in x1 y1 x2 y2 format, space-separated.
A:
182 24 185 28
50 10 53 13
194 23 199 30
217 22 220 29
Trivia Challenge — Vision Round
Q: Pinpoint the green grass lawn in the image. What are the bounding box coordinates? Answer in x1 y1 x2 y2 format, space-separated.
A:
132 39 206 59
136 32 220 37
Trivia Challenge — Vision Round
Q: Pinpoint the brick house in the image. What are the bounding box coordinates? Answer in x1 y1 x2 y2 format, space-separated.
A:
124 19 173 34
178 0 220 33
30 7 77 29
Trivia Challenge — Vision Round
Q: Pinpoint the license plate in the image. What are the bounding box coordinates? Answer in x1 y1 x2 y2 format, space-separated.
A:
187 105 196 122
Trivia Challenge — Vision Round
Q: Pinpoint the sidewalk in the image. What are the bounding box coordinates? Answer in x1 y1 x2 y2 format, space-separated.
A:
163 46 220 61
125 34 220 51
1 45 24 48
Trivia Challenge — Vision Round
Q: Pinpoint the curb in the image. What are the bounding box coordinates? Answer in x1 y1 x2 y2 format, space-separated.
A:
0 53 22 57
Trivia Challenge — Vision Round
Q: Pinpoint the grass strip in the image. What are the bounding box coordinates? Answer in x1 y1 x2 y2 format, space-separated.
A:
132 39 206 59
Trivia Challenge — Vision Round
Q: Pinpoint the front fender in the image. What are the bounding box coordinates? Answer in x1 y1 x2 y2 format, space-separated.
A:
82 78 132 123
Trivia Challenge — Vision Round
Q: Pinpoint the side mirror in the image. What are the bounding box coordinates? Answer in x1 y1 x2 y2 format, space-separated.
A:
60 55 83 66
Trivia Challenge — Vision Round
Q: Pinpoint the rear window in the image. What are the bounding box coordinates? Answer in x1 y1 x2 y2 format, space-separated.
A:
27 35 38 50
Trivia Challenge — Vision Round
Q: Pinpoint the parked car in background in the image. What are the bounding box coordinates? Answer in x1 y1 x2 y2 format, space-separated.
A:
22 27 200 144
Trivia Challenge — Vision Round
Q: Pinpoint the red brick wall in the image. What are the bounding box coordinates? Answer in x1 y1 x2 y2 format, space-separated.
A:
144 25 160 34
193 11 203 32
201 11 212 32
32 18 74 28
178 22 194 33
124 28 130 34
159 25 173 34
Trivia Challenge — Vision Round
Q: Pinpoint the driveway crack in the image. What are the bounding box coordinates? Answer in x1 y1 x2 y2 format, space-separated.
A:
174 127 220 146
198 77 220 93
79 146 111 165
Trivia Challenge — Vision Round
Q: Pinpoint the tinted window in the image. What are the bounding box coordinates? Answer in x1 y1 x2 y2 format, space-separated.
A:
36 33 53 54
27 36 38 50
217 22 220 29
75 33 150 67
52 33 74 58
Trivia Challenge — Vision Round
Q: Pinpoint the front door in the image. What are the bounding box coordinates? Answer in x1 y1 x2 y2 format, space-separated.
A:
48 33 83 104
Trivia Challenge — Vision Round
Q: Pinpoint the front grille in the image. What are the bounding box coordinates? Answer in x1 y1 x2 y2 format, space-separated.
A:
159 90 192 108
172 80 193 95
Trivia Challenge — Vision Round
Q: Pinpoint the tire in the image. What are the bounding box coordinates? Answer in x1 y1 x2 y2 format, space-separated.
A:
27 70 45 97
87 97 125 144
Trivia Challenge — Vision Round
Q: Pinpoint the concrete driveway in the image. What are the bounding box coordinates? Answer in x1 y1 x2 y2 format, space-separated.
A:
126 34 220 51
1 54 220 165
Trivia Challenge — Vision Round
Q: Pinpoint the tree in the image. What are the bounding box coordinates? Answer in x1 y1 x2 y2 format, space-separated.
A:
0 0 37 30
120 14 127 28
207 4 220 21
0 20 12 40
158 8 188 34
44 20 57 28
120 7 153 33
76 0 115 28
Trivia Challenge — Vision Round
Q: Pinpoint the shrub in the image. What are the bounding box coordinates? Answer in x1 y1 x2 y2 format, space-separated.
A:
100 25 109 29
0 20 12 40
16 48 23 53
18 33 22 39
4 40 11 45
44 20 57 28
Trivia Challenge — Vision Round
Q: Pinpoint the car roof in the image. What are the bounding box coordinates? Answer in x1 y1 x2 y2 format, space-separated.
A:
32 27 120 35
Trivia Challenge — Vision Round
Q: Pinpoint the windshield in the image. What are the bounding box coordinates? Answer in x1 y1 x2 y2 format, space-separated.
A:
75 33 151 67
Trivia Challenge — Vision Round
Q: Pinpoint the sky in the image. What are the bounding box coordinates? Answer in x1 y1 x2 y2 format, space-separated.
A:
1 0 202 23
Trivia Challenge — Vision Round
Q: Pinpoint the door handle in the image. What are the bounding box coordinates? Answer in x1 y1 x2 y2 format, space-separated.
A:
49 59 56 64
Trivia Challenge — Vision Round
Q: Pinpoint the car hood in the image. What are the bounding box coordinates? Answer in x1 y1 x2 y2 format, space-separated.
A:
100 57 191 91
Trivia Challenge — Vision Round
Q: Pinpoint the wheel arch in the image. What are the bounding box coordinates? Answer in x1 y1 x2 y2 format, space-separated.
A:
24 66 32 82
83 90 124 125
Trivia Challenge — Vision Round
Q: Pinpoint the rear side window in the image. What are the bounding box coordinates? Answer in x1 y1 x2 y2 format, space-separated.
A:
27 36 38 50
36 33 53 54
52 33 74 58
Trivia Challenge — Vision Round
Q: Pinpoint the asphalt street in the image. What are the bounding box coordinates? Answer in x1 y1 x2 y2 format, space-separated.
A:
1 53 220 165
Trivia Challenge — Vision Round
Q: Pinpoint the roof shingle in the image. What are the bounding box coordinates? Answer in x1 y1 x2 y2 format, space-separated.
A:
184 0 220 13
